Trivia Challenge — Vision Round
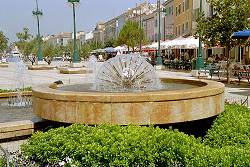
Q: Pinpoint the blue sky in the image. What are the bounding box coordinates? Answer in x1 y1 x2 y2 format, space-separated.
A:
0 0 155 43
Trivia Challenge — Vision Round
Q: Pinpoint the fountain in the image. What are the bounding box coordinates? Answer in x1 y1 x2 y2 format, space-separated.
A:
93 55 162 92
4 57 32 107
33 54 225 125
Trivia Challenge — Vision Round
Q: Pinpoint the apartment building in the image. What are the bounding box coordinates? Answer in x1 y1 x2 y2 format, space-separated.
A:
44 32 72 46
173 0 193 37
163 0 174 40
93 22 105 44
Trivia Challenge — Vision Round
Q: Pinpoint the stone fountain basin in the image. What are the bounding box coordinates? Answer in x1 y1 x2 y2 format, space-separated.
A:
32 78 225 125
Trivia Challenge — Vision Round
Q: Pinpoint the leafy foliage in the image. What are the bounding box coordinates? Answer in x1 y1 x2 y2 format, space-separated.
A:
43 42 61 65
195 0 250 48
0 87 32 93
204 105 250 149
21 104 250 167
195 0 250 82
104 38 117 48
117 21 146 52
0 31 8 55
0 156 7 167
15 28 37 64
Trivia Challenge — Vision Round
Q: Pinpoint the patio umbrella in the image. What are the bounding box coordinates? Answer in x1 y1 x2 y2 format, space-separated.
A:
232 29 250 39
105 47 117 53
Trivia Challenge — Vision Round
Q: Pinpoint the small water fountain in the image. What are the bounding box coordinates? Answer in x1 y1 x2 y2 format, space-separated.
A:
7 57 32 107
33 54 225 125
94 54 163 92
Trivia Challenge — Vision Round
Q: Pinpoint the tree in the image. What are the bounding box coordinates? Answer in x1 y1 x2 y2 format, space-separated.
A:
104 38 117 48
195 0 250 83
117 21 146 52
43 42 60 65
15 28 34 63
79 43 92 60
16 28 32 42
0 31 8 58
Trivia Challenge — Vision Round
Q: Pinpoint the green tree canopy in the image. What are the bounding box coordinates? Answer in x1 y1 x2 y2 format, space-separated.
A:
43 42 60 65
195 0 250 82
15 28 33 57
16 27 32 42
195 0 250 48
117 21 146 52
0 31 8 56
104 38 117 48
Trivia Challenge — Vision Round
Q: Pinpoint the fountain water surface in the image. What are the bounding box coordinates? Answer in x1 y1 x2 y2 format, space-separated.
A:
94 54 163 92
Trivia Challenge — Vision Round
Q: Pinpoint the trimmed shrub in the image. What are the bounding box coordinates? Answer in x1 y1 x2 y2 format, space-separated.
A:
20 105 250 166
0 87 32 93
0 156 7 167
204 105 250 149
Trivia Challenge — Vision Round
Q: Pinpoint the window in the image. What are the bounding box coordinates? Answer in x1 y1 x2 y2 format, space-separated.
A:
171 6 173 15
182 24 185 34
176 26 178 36
185 0 189 10
178 25 181 36
185 22 189 32
178 4 181 14
176 6 178 16
183 1 185 12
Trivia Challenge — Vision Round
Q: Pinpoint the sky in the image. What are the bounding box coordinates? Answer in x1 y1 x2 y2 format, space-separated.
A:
0 0 156 43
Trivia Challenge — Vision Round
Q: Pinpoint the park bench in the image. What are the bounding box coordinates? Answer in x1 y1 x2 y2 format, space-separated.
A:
199 64 220 79
238 69 250 84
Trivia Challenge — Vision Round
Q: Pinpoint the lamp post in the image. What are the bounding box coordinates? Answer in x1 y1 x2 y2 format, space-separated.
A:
196 0 204 70
68 0 80 63
139 1 142 55
156 0 163 66
32 0 43 62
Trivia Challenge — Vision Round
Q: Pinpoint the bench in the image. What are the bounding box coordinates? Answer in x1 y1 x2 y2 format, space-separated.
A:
199 64 220 79
238 69 250 84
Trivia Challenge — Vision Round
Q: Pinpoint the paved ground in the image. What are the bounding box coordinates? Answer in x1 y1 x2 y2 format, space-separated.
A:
0 61 94 89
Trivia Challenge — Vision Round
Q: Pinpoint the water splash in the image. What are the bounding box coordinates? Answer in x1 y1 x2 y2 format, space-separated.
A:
7 57 32 107
93 54 163 92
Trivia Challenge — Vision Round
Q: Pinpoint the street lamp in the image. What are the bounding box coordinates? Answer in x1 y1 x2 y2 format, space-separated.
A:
196 0 204 70
68 0 80 63
32 0 43 62
156 0 163 66
139 1 142 55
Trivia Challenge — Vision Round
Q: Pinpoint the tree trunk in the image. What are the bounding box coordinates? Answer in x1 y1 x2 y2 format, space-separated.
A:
226 46 231 84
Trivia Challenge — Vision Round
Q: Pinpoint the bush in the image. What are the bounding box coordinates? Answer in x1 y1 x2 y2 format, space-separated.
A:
0 87 32 93
21 105 250 166
0 156 7 167
204 105 250 149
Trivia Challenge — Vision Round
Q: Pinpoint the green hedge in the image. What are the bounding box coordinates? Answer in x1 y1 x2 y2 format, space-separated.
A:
21 105 250 166
204 105 250 149
0 87 32 93
0 156 6 167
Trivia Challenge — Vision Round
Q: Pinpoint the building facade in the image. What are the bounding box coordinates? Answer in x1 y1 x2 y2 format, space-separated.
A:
163 0 174 40
93 22 105 44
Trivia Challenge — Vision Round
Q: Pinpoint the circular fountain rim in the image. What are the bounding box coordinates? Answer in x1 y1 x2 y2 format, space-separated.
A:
33 78 224 103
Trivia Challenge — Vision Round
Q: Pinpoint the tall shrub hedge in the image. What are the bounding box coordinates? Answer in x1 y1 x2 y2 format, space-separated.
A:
21 105 250 166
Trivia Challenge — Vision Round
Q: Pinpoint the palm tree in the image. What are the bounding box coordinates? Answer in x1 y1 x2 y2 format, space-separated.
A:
117 21 145 52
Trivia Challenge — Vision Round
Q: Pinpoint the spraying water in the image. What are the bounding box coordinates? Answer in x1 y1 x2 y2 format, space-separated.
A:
7 57 32 107
93 54 163 92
